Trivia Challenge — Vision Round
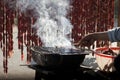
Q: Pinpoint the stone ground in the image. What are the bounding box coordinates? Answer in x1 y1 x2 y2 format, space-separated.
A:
0 26 35 80
0 26 98 80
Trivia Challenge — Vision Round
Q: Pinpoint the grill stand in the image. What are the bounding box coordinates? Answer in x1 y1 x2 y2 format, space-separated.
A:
27 65 120 80
29 65 84 80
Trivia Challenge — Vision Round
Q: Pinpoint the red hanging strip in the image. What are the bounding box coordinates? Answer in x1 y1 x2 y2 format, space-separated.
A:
6 5 14 58
18 12 22 49
103 0 108 31
96 0 101 47
18 12 24 60
0 0 5 73
26 17 32 63
20 33 24 60
31 18 38 46
86 0 97 33
0 1 4 48
26 46 31 63
31 29 35 46
85 0 89 34
3 3 8 73
26 17 31 47
109 0 114 29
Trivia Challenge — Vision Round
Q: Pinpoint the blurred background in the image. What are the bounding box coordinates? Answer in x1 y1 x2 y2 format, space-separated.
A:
0 0 119 79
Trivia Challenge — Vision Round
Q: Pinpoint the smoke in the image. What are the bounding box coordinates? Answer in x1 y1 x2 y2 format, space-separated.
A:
7 0 74 48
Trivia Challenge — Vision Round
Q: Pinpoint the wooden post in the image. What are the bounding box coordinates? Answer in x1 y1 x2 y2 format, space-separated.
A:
117 0 120 46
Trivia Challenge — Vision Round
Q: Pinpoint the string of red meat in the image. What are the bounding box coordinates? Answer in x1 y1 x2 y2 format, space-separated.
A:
70 0 114 47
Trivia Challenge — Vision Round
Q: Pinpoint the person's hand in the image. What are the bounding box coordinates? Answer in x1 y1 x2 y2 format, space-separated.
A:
74 33 96 48
74 31 109 48
79 34 95 47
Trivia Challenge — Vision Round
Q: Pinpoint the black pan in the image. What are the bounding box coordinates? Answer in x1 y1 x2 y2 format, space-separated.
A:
30 46 92 69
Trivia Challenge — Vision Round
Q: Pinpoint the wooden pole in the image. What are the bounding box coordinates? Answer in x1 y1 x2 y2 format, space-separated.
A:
118 0 120 26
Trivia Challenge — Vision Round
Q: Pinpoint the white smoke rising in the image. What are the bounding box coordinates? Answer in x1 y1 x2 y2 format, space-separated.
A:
14 0 74 48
